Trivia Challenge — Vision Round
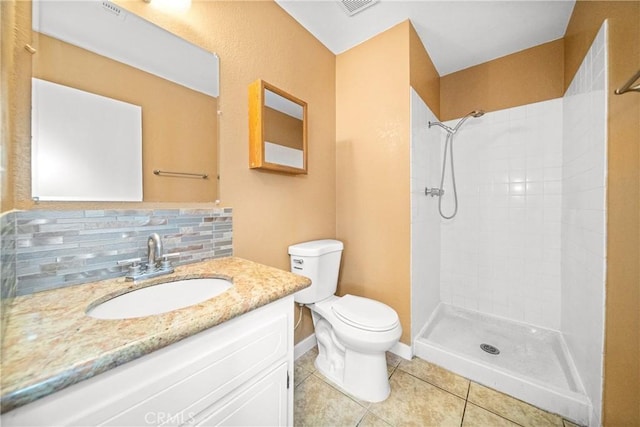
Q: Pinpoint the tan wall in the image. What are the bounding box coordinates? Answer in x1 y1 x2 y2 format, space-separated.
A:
3 0 336 341
440 39 565 121
33 33 218 203
115 0 336 344
409 23 440 117
0 1 12 212
336 21 412 344
86 0 336 268
6 0 336 257
565 2 640 425
1 0 31 213
334 21 440 346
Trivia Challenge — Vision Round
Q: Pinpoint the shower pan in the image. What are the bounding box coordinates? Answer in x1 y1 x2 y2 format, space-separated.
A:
415 304 591 424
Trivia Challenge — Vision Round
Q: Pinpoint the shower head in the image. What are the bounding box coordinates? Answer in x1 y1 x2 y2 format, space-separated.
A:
428 109 485 134
452 109 485 133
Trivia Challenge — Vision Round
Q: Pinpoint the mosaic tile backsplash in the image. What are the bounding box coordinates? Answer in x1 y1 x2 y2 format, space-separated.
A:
1 211 17 343
5 208 232 296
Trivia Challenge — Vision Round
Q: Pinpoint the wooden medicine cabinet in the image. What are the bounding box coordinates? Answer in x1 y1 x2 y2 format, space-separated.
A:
249 80 307 174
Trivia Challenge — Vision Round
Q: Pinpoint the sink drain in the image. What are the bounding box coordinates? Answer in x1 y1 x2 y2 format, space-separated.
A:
480 343 500 355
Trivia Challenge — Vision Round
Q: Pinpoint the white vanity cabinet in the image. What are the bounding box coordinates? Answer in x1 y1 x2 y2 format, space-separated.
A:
2 295 294 427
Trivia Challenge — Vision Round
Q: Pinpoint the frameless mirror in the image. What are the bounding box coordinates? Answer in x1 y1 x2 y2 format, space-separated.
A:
249 79 307 175
31 0 219 202
32 77 143 201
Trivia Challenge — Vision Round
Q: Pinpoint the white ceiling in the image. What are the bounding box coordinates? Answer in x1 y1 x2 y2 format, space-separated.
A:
274 0 576 76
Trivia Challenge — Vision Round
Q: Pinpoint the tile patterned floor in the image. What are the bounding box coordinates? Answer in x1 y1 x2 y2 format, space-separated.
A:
294 347 582 427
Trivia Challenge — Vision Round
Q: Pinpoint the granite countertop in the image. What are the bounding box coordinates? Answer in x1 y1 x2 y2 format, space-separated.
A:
0 256 310 414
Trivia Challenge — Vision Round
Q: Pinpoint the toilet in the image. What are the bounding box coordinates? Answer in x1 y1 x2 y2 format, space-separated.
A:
289 239 402 402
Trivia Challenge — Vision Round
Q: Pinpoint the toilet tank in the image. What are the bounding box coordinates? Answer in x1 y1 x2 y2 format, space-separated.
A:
288 240 343 304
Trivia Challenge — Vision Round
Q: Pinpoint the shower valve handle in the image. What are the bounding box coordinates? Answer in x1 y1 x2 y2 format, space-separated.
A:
425 187 444 197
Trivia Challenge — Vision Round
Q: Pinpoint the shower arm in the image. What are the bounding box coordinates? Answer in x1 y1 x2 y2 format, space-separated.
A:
451 115 473 133
428 121 455 134
429 110 484 135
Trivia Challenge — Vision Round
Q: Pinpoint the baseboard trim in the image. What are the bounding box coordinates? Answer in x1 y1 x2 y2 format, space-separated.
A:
294 334 317 360
389 341 413 360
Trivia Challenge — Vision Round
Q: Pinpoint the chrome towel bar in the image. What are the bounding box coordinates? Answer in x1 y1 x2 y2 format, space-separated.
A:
615 69 640 95
153 169 208 179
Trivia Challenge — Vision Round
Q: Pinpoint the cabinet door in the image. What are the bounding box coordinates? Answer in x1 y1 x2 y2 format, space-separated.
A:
191 363 288 427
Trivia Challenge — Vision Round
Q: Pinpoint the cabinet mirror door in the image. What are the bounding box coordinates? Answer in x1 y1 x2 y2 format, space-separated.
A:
249 80 307 174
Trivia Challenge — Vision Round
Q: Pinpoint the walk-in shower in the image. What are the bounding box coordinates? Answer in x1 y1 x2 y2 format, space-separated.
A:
426 110 484 219
410 89 603 425
410 21 607 426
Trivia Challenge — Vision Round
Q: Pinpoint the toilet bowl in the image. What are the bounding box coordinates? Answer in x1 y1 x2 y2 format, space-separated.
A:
289 240 402 402
309 294 402 402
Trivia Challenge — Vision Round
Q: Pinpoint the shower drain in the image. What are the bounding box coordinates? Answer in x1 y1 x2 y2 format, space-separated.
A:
480 343 500 355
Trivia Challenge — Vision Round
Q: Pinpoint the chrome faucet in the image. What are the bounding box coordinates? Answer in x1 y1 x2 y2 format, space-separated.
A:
117 233 179 282
147 233 163 269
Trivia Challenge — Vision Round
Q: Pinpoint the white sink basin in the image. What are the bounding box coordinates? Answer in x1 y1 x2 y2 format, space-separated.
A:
87 278 232 320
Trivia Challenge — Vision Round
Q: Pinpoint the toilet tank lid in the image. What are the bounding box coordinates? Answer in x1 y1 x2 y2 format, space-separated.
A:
288 239 343 256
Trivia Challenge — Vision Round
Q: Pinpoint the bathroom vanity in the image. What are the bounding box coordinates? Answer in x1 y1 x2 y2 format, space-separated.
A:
0 257 310 426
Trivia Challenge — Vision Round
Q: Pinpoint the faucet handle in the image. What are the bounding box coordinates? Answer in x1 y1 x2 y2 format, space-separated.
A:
160 252 180 270
117 257 143 276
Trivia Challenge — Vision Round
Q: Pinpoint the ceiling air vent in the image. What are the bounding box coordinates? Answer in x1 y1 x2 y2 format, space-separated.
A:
337 0 379 17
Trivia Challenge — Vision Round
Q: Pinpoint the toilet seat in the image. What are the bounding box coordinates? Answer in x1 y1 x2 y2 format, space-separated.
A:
331 294 399 332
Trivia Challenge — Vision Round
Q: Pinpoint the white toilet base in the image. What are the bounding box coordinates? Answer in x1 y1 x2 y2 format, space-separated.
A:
344 350 390 402
314 346 391 402
311 310 395 402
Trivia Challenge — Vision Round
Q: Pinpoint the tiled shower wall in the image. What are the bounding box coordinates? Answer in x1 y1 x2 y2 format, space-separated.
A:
437 99 564 330
2 208 232 297
410 88 441 340
561 22 607 426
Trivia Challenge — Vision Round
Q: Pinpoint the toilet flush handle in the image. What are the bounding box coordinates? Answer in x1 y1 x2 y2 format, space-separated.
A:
293 258 304 271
